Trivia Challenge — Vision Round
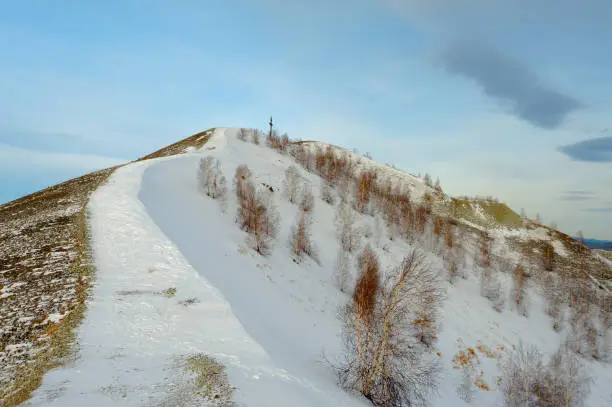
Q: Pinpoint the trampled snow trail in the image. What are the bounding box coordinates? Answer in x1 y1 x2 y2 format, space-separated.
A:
24 128 612 406
24 129 366 407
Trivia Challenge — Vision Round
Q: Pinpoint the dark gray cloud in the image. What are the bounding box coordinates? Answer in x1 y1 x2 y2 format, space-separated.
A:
557 136 612 162
563 190 595 196
559 190 597 201
439 41 582 129
560 195 596 202
581 207 612 213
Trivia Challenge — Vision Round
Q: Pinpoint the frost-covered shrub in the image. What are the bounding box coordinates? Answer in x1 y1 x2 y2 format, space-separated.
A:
289 210 318 263
338 249 442 407
283 165 302 204
234 165 279 255
197 156 227 207
321 181 335 205
335 203 361 254
501 343 591 407
480 267 504 312
299 184 315 213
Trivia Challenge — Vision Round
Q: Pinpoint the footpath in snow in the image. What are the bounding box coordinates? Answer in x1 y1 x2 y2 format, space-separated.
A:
25 129 366 407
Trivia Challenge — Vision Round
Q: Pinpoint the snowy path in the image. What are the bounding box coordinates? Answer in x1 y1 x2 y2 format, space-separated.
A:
25 130 364 407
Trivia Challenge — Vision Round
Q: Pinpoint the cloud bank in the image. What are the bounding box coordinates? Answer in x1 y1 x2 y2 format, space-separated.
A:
440 41 581 129
557 136 612 162
559 191 597 201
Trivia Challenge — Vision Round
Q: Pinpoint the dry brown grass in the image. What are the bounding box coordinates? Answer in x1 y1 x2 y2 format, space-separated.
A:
508 236 611 282
452 348 479 369
184 354 234 406
136 128 215 161
0 166 116 406
353 246 380 323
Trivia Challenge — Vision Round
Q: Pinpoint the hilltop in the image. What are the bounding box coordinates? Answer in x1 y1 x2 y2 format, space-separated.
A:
1 128 610 407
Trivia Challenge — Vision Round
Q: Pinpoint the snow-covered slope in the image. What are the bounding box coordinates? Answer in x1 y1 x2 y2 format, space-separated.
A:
25 128 611 406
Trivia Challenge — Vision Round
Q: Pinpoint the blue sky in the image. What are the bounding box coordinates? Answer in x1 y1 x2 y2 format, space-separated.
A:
1 0 612 239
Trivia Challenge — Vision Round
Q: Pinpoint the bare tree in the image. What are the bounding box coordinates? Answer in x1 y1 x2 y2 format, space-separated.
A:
289 210 318 263
338 249 442 406
501 342 592 407
567 303 602 360
198 157 227 207
283 165 302 204
543 272 564 332
415 206 430 236
373 213 385 248
321 180 336 205
598 296 612 361
337 175 352 203
237 128 248 141
211 161 228 210
354 171 376 214
212 161 225 197
251 129 261 145
266 129 281 149
444 220 454 249
198 156 216 196
234 165 279 255
354 245 380 321
340 245 380 402
280 132 290 152
233 164 252 202
434 177 442 193
512 264 529 316
336 248 350 293
246 188 280 256
478 230 491 268
299 183 315 213
543 242 555 271
481 267 504 312
335 202 361 254
446 255 459 285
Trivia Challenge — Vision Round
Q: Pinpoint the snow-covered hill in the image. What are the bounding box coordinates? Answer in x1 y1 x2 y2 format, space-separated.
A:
17 128 612 406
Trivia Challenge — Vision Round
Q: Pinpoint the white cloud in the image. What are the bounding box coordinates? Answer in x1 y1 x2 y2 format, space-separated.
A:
0 144 125 173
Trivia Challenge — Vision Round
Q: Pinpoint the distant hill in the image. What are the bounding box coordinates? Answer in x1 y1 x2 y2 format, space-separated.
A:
579 238 612 251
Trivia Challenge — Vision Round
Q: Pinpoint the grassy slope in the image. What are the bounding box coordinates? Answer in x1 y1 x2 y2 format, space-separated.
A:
0 129 215 406
0 167 117 406
447 198 524 229
136 129 215 161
